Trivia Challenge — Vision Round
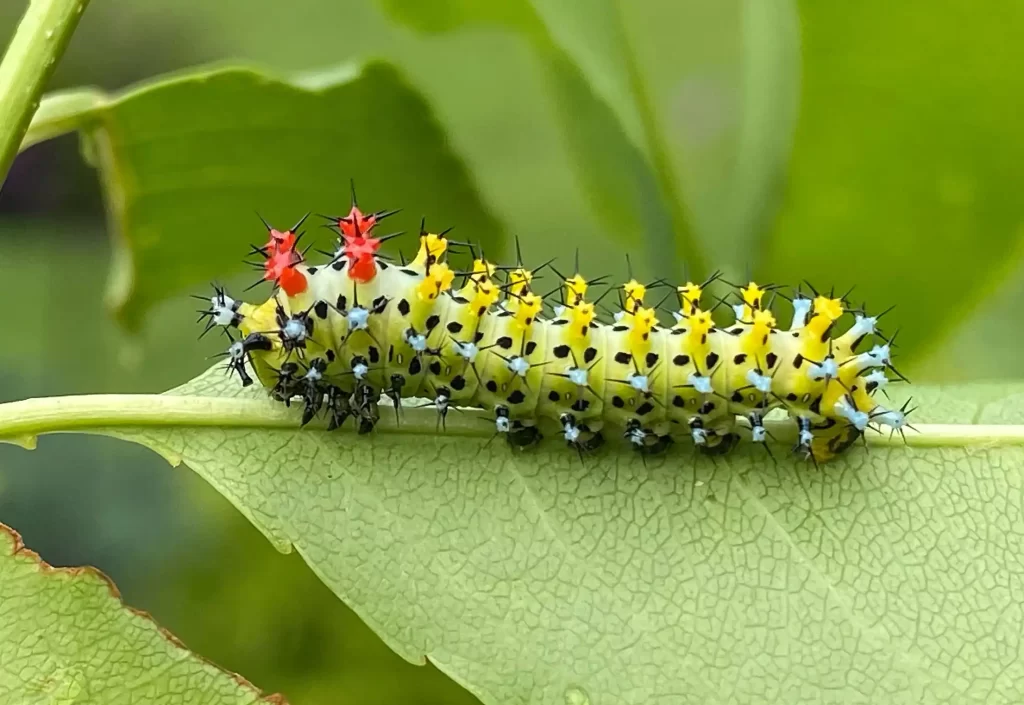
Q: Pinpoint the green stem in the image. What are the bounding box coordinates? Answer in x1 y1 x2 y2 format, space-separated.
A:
0 0 90 183
1 394 1022 452
615 3 708 283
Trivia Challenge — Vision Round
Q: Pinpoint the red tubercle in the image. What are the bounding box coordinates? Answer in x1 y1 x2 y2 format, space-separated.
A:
263 228 307 296
337 205 378 240
336 205 384 283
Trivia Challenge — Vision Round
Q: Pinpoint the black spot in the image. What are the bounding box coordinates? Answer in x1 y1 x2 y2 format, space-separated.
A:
474 331 485 343
762 334 769 345
387 345 394 362
673 395 686 408
729 327 743 335
613 325 629 332
408 357 422 375
580 326 588 337
498 311 513 318
508 390 526 405
429 361 442 376
670 329 685 336
571 399 590 412
548 390 561 402
792 331 800 338
733 353 747 365
307 266 319 275
636 402 654 416
477 306 487 317
612 396 625 408
314 301 329 319
551 319 569 326
701 334 707 345
451 375 466 391
496 336 513 349
793 354 804 369
378 261 389 270
699 401 716 415
786 393 798 401
614 351 632 365
766 352 778 369
326 349 336 362
426 315 440 331
447 321 464 334
400 268 418 276
705 352 719 369
584 347 597 363
642 332 649 342
645 352 659 368
331 260 345 271
336 295 347 311
673 354 690 367
368 346 379 364
866 380 878 393
553 345 571 359
809 396 823 414
397 299 410 316
525 341 537 355
731 391 744 403
486 380 498 393
525 317 534 326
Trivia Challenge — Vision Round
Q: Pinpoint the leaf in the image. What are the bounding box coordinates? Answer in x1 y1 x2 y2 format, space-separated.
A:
22 62 505 330
377 0 802 280
3 366 1024 704
0 521 283 704
377 0 698 281
760 0 1024 367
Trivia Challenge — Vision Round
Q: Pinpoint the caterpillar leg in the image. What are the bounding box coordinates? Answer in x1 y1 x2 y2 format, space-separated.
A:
698 432 739 457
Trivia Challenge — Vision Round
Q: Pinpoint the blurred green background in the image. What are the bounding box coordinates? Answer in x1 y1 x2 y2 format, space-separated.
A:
2 0 1024 702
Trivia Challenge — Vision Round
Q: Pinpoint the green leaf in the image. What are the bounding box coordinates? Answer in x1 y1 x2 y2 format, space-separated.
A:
377 0 802 281
760 0 1024 368
0 522 281 704
377 0 701 281
3 365 1024 704
23 62 505 330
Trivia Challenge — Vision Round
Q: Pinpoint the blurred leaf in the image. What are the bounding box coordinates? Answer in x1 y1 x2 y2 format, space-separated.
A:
760 0 1024 369
5 364 1024 704
23 62 505 330
0 522 281 704
378 0 700 280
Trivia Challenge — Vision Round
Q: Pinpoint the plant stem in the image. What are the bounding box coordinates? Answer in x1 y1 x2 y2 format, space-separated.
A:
1 394 1023 452
0 0 90 184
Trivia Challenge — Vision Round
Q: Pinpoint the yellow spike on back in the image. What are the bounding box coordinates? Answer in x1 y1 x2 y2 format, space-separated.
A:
677 282 703 314
415 262 455 302
508 268 533 297
623 280 646 313
412 232 448 268
565 274 588 307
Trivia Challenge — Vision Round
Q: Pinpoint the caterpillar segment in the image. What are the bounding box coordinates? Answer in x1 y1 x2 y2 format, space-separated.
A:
196 194 913 464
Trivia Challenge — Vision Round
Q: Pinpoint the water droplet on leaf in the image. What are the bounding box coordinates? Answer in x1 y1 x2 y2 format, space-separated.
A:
564 686 590 705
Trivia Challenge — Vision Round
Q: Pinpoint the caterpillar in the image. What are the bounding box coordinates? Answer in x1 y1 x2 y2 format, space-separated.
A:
196 188 912 464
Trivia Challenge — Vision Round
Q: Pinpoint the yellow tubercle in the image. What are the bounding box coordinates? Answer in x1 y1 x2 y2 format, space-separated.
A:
803 296 845 354
470 258 496 284
623 279 646 314
628 306 657 354
412 232 449 269
677 282 703 314
568 302 595 340
508 268 533 297
741 310 776 357
415 262 455 302
683 309 714 359
468 279 500 317
512 292 542 329
565 274 588 306
739 282 766 321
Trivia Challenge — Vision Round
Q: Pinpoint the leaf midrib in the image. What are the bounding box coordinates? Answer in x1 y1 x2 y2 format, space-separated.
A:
3 393 1024 449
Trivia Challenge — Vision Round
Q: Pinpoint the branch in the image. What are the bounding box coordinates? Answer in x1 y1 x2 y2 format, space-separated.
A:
0 0 91 183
